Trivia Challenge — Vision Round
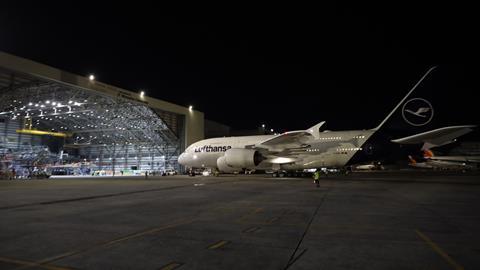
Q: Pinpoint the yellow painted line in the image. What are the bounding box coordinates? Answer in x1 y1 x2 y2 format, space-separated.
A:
102 220 190 247
253 207 263 214
15 219 194 270
267 217 280 223
159 262 183 270
235 220 303 226
235 207 264 222
415 230 464 270
0 256 72 270
243 226 260 233
207 240 229 250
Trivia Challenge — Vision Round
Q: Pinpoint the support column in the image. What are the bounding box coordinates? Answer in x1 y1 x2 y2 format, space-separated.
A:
125 145 128 170
150 148 154 171
112 143 116 176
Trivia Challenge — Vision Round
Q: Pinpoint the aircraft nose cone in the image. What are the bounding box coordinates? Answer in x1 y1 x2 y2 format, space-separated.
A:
178 153 186 165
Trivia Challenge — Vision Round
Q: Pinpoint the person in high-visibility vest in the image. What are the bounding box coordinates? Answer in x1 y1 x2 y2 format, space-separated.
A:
313 170 320 187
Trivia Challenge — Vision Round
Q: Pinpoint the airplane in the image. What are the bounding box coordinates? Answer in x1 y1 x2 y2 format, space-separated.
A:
353 162 383 171
178 67 476 176
408 149 480 170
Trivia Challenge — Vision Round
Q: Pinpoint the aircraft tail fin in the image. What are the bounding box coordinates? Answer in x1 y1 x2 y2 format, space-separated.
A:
373 66 437 132
423 149 434 158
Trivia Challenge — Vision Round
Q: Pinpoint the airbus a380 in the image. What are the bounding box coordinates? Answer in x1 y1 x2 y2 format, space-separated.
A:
179 67 475 174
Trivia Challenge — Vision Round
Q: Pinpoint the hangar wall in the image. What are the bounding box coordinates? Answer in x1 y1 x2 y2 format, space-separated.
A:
0 51 204 176
0 51 204 148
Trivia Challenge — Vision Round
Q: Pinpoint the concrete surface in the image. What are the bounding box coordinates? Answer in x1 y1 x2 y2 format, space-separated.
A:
1 171 479 269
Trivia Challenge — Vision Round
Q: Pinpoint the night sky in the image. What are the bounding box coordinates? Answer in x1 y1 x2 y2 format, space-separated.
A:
1 3 479 133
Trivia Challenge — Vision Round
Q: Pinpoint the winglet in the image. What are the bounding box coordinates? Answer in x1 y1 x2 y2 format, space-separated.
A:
306 121 326 139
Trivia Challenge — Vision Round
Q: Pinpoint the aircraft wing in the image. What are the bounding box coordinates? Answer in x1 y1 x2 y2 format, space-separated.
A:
391 125 476 150
258 131 311 146
249 122 326 160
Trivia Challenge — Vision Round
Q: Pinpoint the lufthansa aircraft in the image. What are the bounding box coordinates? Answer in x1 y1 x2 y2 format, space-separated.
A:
178 67 475 174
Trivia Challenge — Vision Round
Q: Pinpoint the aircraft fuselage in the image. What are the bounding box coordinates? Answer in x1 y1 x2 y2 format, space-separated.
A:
178 130 377 171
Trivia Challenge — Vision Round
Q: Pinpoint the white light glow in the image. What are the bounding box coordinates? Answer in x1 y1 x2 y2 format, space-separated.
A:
89 74 95 81
270 157 295 164
140 91 145 98
189 105 193 111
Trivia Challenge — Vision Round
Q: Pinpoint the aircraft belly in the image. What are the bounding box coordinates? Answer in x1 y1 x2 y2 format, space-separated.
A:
204 153 223 167
304 154 350 168
189 153 222 168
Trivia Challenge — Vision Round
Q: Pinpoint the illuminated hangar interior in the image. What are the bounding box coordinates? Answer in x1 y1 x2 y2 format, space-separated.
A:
0 51 204 177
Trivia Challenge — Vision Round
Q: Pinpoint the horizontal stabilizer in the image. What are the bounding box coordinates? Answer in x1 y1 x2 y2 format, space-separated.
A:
391 125 476 149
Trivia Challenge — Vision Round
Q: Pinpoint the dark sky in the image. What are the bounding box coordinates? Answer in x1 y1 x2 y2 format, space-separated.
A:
1 2 479 133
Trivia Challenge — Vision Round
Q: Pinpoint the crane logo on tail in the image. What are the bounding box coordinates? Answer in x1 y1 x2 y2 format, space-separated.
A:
402 98 434 126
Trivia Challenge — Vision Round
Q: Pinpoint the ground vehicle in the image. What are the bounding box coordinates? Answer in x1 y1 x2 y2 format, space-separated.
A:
162 169 177 176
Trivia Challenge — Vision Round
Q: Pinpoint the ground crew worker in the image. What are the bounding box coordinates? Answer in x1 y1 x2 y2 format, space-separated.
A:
313 170 320 187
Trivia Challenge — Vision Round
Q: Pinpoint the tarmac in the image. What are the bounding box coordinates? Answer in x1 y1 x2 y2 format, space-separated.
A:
1 171 479 269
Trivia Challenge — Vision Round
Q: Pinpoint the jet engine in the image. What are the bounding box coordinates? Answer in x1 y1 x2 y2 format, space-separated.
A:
224 148 263 168
216 156 239 173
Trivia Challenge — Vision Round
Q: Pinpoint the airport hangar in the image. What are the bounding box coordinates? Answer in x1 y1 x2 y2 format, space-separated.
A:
0 51 204 176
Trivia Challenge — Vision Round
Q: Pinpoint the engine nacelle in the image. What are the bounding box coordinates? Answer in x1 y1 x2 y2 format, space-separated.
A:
224 148 263 168
216 156 239 173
